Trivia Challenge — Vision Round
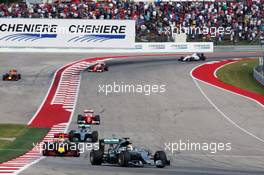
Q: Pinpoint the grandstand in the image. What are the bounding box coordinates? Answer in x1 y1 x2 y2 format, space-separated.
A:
0 0 263 44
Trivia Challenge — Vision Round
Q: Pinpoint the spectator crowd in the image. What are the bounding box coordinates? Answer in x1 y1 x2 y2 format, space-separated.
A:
0 0 263 44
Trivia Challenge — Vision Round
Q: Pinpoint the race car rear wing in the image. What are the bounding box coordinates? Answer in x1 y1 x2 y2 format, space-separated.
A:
101 138 121 144
78 124 91 128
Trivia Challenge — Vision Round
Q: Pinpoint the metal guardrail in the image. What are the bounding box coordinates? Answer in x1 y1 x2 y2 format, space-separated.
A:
253 66 264 86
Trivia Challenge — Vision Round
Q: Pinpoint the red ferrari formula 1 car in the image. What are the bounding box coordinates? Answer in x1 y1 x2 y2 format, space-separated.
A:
88 62 108 72
42 133 80 157
77 110 100 125
2 69 21 81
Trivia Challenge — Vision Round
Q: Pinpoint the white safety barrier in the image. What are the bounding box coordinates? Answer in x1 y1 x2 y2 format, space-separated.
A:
0 18 135 48
0 42 214 53
135 42 213 52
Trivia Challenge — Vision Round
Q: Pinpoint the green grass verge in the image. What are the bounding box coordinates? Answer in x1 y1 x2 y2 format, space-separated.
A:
216 59 264 95
0 140 10 148
0 124 49 163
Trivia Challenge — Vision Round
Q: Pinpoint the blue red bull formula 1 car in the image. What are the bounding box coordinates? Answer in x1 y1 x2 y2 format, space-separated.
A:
2 69 21 81
42 133 80 157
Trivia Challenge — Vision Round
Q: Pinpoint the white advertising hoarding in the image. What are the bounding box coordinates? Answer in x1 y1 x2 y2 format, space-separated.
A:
0 18 135 48
135 42 213 52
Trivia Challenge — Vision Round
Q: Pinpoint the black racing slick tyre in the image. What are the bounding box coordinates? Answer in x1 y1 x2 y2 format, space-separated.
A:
154 151 168 168
69 131 79 142
42 142 50 156
90 150 103 165
15 75 19 81
91 131 98 142
42 150 49 156
178 57 184 61
94 115 100 124
77 115 83 123
74 150 80 157
118 151 131 167
68 130 75 142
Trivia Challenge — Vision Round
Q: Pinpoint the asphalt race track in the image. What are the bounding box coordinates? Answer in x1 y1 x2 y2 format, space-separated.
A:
0 53 126 124
1 52 264 175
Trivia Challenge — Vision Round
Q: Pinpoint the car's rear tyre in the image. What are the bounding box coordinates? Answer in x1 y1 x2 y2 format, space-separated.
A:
90 150 103 165
42 149 49 156
77 115 83 123
74 151 80 157
68 130 75 142
42 142 50 156
154 151 168 168
94 115 100 124
91 131 98 142
118 151 131 167
11 75 16 81
72 136 79 142
178 57 184 61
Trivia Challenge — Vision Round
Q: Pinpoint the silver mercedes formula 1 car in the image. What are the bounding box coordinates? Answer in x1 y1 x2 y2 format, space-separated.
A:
90 137 170 168
68 124 98 142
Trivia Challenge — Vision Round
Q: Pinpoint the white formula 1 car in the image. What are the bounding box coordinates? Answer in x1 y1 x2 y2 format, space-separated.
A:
178 53 206 62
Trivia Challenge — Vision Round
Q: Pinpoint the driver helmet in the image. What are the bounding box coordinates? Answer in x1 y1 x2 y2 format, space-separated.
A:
81 126 87 132
192 52 198 57
58 134 65 142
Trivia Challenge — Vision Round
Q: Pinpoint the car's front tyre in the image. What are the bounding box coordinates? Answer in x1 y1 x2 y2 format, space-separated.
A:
94 115 100 125
154 151 168 168
118 151 131 167
90 150 103 165
77 115 83 123
91 131 98 142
